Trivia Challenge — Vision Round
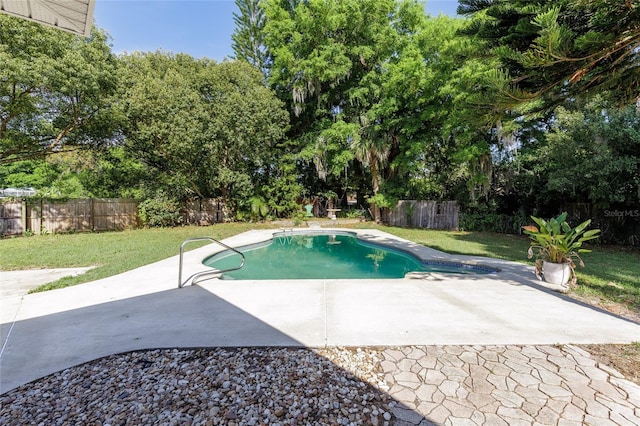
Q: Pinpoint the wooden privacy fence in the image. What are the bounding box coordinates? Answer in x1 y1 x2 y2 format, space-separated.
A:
1 198 139 236
387 200 459 230
0 202 22 235
1 198 227 236
184 198 228 225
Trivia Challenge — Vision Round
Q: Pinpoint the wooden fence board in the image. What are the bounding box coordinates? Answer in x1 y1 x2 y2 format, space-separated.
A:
93 199 139 231
388 200 459 230
0 202 23 235
42 199 92 233
4 198 138 235
184 198 227 225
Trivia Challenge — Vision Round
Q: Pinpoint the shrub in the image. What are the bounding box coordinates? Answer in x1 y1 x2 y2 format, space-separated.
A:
460 205 528 234
138 193 183 227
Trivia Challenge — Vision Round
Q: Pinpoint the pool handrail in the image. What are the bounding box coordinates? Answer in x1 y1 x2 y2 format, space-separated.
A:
178 236 245 288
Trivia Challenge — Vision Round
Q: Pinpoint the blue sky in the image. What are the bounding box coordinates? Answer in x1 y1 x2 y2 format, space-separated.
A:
93 0 460 61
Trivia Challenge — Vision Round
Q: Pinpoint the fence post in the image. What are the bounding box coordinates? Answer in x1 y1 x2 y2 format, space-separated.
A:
41 199 46 234
20 200 26 235
91 198 95 231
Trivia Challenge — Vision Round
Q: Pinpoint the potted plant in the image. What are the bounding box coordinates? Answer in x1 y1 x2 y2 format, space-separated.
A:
522 212 600 289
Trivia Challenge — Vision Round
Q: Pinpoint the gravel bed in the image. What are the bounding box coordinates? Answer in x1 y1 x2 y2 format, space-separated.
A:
1 347 396 425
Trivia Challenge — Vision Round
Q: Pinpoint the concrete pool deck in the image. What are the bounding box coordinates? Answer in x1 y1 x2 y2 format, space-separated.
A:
1 228 639 395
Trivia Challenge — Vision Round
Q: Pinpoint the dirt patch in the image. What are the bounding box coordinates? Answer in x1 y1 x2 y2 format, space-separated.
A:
569 293 640 386
577 343 640 386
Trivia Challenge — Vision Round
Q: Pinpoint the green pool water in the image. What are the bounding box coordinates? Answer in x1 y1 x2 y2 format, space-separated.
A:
203 232 492 280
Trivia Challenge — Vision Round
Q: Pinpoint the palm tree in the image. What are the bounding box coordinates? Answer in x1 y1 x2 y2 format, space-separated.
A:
350 117 391 223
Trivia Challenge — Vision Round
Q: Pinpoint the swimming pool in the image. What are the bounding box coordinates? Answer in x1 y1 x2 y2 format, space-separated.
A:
203 230 495 280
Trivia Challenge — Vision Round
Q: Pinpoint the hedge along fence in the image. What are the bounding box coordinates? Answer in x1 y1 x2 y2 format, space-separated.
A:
0 198 228 236
387 200 459 230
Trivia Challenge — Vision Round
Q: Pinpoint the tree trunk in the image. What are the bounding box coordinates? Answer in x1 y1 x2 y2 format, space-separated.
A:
371 161 381 223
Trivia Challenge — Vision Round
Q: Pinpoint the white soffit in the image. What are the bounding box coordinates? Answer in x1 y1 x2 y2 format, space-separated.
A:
0 0 95 37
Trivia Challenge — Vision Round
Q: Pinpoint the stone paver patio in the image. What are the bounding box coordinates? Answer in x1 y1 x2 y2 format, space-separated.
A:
380 344 640 425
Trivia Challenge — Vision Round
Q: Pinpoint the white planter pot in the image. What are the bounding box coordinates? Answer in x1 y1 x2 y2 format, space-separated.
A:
543 261 571 286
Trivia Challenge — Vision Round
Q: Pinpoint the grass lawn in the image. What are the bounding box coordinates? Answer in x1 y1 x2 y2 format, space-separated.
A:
1 222 639 315
0 223 275 292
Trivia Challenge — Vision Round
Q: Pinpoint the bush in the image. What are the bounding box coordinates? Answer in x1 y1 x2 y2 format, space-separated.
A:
138 193 183 227
460 206 528 234
346 208 369 220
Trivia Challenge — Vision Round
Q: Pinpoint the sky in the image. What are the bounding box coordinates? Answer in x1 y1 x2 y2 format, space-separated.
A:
93 0 460 61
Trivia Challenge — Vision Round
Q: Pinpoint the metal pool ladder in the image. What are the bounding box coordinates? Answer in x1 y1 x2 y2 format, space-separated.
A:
178 237 245 288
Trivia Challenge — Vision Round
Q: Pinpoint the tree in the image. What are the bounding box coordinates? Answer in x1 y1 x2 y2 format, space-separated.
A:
263 0 428 217
518 100 640 210
0 14 120 165
0 156 89 198
119 53 207 197
0 159 58 189
76 148 149 198
371 14 479 203
119 53 290 210
231 0 269 76
458 0 640 112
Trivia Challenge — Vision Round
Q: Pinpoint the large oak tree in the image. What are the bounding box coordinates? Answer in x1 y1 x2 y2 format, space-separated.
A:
0 14 120 165
119 53 289 207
